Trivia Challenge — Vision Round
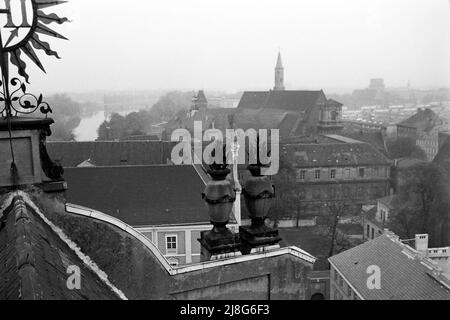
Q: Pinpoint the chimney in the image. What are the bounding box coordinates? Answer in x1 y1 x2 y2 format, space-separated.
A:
415 234 429 256
0 117 66 192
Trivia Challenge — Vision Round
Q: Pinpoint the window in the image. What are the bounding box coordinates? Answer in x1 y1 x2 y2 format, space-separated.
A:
166 235 178 254
359 168 365 178
315 169 321 180
371 228 375 239
330 169 336 180
366 225 370 238
298 170 306 181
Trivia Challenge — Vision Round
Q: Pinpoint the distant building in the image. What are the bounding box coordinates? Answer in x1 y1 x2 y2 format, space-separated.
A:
369 78 385 92
283 137 392 216
329 232 450 300
363 195 396 241
397 108 449 161
164 53 344 140
237 53 344 135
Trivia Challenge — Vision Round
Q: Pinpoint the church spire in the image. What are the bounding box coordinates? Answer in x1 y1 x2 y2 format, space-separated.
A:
274 52 285 91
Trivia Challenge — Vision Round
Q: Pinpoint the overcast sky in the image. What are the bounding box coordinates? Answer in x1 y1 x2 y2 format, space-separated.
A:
25 0 450 94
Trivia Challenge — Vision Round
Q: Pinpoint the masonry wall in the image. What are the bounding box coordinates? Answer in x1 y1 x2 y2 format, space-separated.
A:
36 191 315 300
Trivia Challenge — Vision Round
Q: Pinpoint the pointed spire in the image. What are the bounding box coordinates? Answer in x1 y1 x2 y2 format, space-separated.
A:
274 52 285 91
276 52 283 69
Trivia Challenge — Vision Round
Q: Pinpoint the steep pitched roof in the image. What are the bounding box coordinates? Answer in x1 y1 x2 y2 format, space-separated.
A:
262 90 325 112
237 91 269 110
329 234 450 300
196 90 208 103
0 195 121 300
283 142 391 168
63 165 210 226
47 141 176 167
399 108 444 132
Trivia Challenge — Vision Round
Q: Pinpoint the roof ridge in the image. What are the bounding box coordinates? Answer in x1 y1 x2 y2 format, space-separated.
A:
16 191 128 300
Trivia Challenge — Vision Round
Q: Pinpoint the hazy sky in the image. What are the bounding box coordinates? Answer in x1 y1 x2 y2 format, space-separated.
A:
23 0 450 94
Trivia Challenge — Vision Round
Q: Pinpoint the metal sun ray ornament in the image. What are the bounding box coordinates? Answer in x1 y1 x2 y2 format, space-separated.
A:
0 0 69 118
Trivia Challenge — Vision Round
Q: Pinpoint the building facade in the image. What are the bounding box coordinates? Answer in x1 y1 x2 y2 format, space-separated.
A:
363 195 396 241
397 108 449 161
284 139 392 216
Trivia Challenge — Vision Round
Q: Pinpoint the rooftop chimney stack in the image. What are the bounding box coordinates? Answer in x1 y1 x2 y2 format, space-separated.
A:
415 234 429 257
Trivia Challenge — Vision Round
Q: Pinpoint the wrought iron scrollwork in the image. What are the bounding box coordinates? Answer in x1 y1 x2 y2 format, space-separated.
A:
0 78 52 117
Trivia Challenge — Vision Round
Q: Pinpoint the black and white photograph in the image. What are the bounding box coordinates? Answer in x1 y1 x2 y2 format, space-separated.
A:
0 0 449 307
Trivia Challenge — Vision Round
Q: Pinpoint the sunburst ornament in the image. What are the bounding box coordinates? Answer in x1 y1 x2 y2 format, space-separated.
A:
0 0 69 117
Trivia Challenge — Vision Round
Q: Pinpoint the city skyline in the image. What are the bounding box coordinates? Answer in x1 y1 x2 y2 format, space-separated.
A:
23 0 450 94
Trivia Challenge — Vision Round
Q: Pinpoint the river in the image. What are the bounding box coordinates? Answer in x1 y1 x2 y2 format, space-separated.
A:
73 110 137 141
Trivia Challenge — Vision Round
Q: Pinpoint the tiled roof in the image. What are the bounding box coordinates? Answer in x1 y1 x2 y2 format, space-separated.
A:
238 90 326 112
283 142 391 168
47 141 176 167
237 91 269 110
63 165 210 226
399 109 444 132
0 195 120 300
262 90 325 112
339 124 388 155
329 234 450 300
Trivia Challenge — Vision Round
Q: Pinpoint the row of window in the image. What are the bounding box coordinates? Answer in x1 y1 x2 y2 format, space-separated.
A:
296 167 387 182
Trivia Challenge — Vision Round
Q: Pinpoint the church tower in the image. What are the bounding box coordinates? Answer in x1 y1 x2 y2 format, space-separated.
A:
274 52 285 91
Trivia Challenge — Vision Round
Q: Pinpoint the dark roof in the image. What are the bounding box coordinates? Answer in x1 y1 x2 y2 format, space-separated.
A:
339 123 388 155
364 207 380 227
329 234 450 300
283 142 391 168
237 91 269 110
47 141 176 167
262 90 325 112
0 195 120 300
399 108 444 132
196 90 208 103
63 165 209 226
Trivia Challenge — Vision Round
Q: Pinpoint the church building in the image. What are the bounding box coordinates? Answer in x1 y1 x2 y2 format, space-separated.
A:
236 52 344 139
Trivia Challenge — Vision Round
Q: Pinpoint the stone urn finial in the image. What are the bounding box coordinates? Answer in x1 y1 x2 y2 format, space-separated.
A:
239 137 281 254
199 145 241 261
